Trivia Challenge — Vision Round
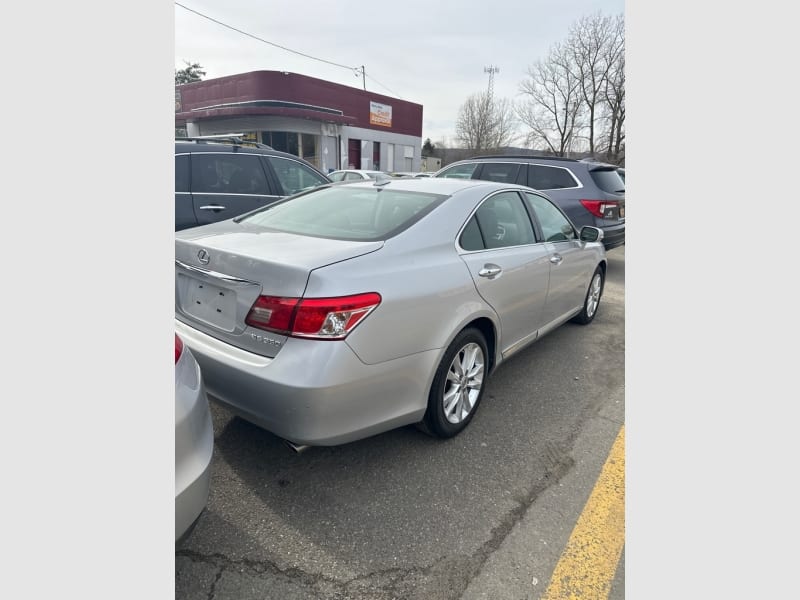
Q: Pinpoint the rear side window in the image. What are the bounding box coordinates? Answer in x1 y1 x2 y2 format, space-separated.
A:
528 165 579 190
191 154 269 195
267 156 329 195
175 154 189 193
477 162 520 183
460 192 535 250
436 162 479 179
589 169 625 194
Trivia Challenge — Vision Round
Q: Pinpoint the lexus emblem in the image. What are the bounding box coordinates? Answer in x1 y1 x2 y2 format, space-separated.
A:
197 249 210 265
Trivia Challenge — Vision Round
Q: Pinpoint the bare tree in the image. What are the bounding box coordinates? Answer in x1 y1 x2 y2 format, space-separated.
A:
455 91 493 151
516 13 625 163
516 42 584 156
489 97 519 150
455 91 517 152
568 13 622 154
601 15 625 163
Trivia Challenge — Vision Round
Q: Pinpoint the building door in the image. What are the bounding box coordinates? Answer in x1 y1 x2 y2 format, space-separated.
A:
347 138 361 169
373 142 380 170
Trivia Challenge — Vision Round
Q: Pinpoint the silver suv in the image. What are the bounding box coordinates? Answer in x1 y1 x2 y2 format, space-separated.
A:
435 156 625 250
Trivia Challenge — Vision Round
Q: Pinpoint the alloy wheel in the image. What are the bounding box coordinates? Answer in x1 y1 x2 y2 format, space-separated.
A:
442 343 485 424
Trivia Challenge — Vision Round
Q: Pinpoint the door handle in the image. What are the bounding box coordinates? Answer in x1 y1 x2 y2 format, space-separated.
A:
199 205 226 212
478 264 502 278
549 254 563 265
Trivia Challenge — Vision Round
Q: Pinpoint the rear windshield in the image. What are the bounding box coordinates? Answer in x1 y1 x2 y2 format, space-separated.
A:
237 185 447 241
589 168 625 194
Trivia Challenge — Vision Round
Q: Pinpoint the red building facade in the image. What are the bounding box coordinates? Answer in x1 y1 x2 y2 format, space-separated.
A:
176 70 423 173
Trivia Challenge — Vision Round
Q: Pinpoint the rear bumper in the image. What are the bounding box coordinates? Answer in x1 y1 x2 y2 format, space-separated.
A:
175 319 439 446
601 223 625 250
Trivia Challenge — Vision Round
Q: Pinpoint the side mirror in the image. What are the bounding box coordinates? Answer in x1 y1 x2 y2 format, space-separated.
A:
579 226 604 243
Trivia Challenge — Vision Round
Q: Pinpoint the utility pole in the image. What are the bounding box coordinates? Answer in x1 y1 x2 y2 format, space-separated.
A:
353 66 366 91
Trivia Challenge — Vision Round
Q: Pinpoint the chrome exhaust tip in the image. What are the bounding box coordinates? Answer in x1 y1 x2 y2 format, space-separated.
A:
283 439 311 454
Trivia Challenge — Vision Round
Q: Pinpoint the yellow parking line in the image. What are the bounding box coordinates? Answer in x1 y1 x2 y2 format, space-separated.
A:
541 425 625 599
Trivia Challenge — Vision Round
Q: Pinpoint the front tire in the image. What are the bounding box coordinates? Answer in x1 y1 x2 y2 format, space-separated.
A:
421 328 488 438
572 266 604 325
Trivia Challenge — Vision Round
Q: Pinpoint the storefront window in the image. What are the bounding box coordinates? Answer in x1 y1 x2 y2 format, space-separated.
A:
267 131 289 153
262 131 320 169
301 134 318 168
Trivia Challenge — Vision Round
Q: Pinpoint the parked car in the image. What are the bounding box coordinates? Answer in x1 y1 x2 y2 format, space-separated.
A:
175 178 607 448
434 155 625 250
617 167 625 183
328 169 388 182
175 136 331 231
175 333 213 543
389 171 432 178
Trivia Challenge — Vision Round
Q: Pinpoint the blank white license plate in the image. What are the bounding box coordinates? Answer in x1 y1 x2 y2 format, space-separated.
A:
181 277 237 331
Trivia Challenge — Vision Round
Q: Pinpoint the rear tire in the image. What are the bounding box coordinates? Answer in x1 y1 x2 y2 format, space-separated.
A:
572 266 604 325
421 328 488 438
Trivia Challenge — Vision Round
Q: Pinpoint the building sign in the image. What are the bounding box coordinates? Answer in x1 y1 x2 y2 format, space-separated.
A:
369 101 392 127
175 87 182 112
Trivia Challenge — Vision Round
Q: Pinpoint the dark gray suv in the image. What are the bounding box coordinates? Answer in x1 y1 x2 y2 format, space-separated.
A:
175 137 331 231
434 156 625 249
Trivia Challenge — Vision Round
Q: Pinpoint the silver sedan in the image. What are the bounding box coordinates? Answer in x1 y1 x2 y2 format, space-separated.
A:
175 178 606 448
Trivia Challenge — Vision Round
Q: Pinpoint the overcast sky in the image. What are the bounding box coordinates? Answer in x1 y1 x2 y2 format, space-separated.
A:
175 0 624 144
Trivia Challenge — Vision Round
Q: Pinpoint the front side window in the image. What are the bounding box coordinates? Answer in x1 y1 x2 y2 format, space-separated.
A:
436 162 479 179
460 192 536 250
238 186 447 241
190 154 268 195
525 192 576 242
267 156 328 195
528 165 579 190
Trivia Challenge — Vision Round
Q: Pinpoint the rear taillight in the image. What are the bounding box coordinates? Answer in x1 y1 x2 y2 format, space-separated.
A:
175 334 184 364
580 199 618 218
245 293 382 340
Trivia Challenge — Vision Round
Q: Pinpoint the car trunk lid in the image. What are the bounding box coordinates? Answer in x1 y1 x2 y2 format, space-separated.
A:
175 223 383 357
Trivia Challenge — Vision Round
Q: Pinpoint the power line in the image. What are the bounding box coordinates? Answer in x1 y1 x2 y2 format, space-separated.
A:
175 2 403 98
175 2 356 71
365 72 402 99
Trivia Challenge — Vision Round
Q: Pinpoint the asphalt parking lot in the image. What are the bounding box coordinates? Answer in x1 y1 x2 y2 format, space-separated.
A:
176 245 625 600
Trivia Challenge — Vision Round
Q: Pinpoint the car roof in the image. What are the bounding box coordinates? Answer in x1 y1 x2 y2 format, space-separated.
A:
447 155 620 171
334 176 536 195
333 169 382 173
176 140 276 156
174 140 331 177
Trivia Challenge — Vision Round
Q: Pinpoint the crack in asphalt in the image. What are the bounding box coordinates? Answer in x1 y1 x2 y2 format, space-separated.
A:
177 548 430 598
207 566 223 600
176 452 576 600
